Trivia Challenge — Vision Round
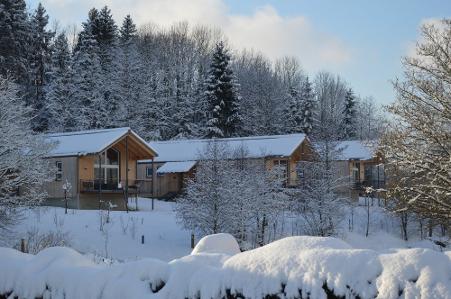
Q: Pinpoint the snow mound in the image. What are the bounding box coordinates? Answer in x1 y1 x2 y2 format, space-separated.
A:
191 233 240 256
1 236 450 299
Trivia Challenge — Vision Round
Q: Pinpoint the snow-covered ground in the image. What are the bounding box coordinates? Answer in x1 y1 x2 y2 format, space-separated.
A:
2 198 451 298
7 199 191 262
1 234 450 299
4 198 446 263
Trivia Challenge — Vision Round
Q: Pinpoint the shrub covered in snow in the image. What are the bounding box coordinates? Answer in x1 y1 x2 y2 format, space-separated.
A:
16 227 71 254
1 235 450 299
191 233 241 256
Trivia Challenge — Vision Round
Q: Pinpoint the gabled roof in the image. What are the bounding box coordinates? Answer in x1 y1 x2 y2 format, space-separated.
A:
336 140 377 160
45 127 158 158
141 133 307 163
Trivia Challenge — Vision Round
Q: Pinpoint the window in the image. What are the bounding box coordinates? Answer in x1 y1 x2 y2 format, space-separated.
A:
146 167 153 178
94 148 120 184
56 161 63 181
273 160 288 180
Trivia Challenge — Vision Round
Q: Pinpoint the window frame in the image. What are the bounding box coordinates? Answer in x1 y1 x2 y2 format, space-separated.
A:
94 148 121 183
55 161 63 181
146 166 153 178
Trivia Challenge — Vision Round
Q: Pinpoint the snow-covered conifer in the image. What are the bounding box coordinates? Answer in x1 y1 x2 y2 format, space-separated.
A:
46 33 75 132
29 3 54 131
341 88 357 139
204 41 241 138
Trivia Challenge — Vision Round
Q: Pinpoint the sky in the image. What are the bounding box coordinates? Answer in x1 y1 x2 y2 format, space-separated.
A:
26 0 451 106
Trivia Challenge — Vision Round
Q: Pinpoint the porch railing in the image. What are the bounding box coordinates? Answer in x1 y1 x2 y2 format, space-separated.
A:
79 179 153 194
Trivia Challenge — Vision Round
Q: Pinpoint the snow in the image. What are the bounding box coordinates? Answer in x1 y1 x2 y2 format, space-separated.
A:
335 140 376 160
156 161 197 174
1 235 450 299
142 133 307 163
45 127 157 157
191 233 241 255
8 199 191 262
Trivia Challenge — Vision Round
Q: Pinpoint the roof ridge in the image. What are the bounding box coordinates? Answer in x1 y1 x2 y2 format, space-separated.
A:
150 133 306 144
46 127 130 137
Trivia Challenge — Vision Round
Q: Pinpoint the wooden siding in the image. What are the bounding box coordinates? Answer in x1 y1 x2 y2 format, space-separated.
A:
79 156 95 180
44 156 78 198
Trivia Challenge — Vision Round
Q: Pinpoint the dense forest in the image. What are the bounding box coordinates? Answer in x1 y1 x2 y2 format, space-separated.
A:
0 1 385 141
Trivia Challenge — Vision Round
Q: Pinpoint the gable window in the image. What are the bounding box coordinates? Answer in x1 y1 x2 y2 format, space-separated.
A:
273 159 288 180
56 161 63 181
146 167 153 178
94 148 120 184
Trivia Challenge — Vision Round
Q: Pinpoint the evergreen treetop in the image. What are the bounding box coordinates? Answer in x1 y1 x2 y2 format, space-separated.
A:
205 41 241 138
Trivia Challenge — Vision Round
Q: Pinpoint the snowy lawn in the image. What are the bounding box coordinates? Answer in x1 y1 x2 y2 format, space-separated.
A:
8 199 192 262
5 197 447 264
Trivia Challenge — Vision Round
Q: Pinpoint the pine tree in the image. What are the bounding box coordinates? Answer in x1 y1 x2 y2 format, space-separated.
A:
0 0 31 84
341 88 357 139
72 27 106 130
284 86 303 133
204 41 241 138
75 7 119 128
117 15 143 131
119 15 136 43
300 77 315 135
29 2 54 131
46 33 75 132
96 6 119 127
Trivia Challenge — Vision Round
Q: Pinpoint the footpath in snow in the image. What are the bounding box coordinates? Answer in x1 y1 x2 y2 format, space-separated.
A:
1 233 451 299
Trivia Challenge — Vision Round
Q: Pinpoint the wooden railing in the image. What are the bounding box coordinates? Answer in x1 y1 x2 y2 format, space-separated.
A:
80 179 153 194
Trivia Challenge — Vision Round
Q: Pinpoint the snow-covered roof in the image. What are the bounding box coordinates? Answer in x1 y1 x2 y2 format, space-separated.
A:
336 140 377 160
45 127 157 157
156 161 197 174
141 133 307 163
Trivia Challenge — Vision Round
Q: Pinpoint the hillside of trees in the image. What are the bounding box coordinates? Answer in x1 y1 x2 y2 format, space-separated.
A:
0 1 385 141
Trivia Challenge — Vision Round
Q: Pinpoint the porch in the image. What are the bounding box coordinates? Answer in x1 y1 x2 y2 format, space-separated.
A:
80 179 153 194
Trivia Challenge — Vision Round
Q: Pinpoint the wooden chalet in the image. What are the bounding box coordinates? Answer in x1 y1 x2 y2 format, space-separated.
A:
43 127 157 209
137 134 314 198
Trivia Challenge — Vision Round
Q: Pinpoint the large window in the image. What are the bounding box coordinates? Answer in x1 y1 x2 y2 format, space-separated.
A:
55 161 62 181
94 148 120 184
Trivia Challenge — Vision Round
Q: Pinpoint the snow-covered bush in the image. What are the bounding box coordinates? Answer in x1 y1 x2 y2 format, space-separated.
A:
191 233 240 256
17 227 71 254
1 235 450 299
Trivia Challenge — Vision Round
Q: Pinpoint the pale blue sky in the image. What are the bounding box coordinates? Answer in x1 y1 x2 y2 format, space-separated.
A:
27 0 451 105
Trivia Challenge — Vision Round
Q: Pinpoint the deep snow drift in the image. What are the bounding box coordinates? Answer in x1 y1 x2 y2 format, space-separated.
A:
1 235 450 299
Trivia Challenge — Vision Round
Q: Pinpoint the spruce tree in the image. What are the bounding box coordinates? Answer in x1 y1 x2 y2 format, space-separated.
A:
46 33 75 132
29 2 54 131
341 88 357 139
284 86 303 133
117 15 143 132
300 77 315 135
72 27 105 130
0 0 31 84
204 41 241 138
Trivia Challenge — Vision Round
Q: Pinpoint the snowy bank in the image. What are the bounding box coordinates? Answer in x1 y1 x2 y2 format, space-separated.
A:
1 236 450 299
